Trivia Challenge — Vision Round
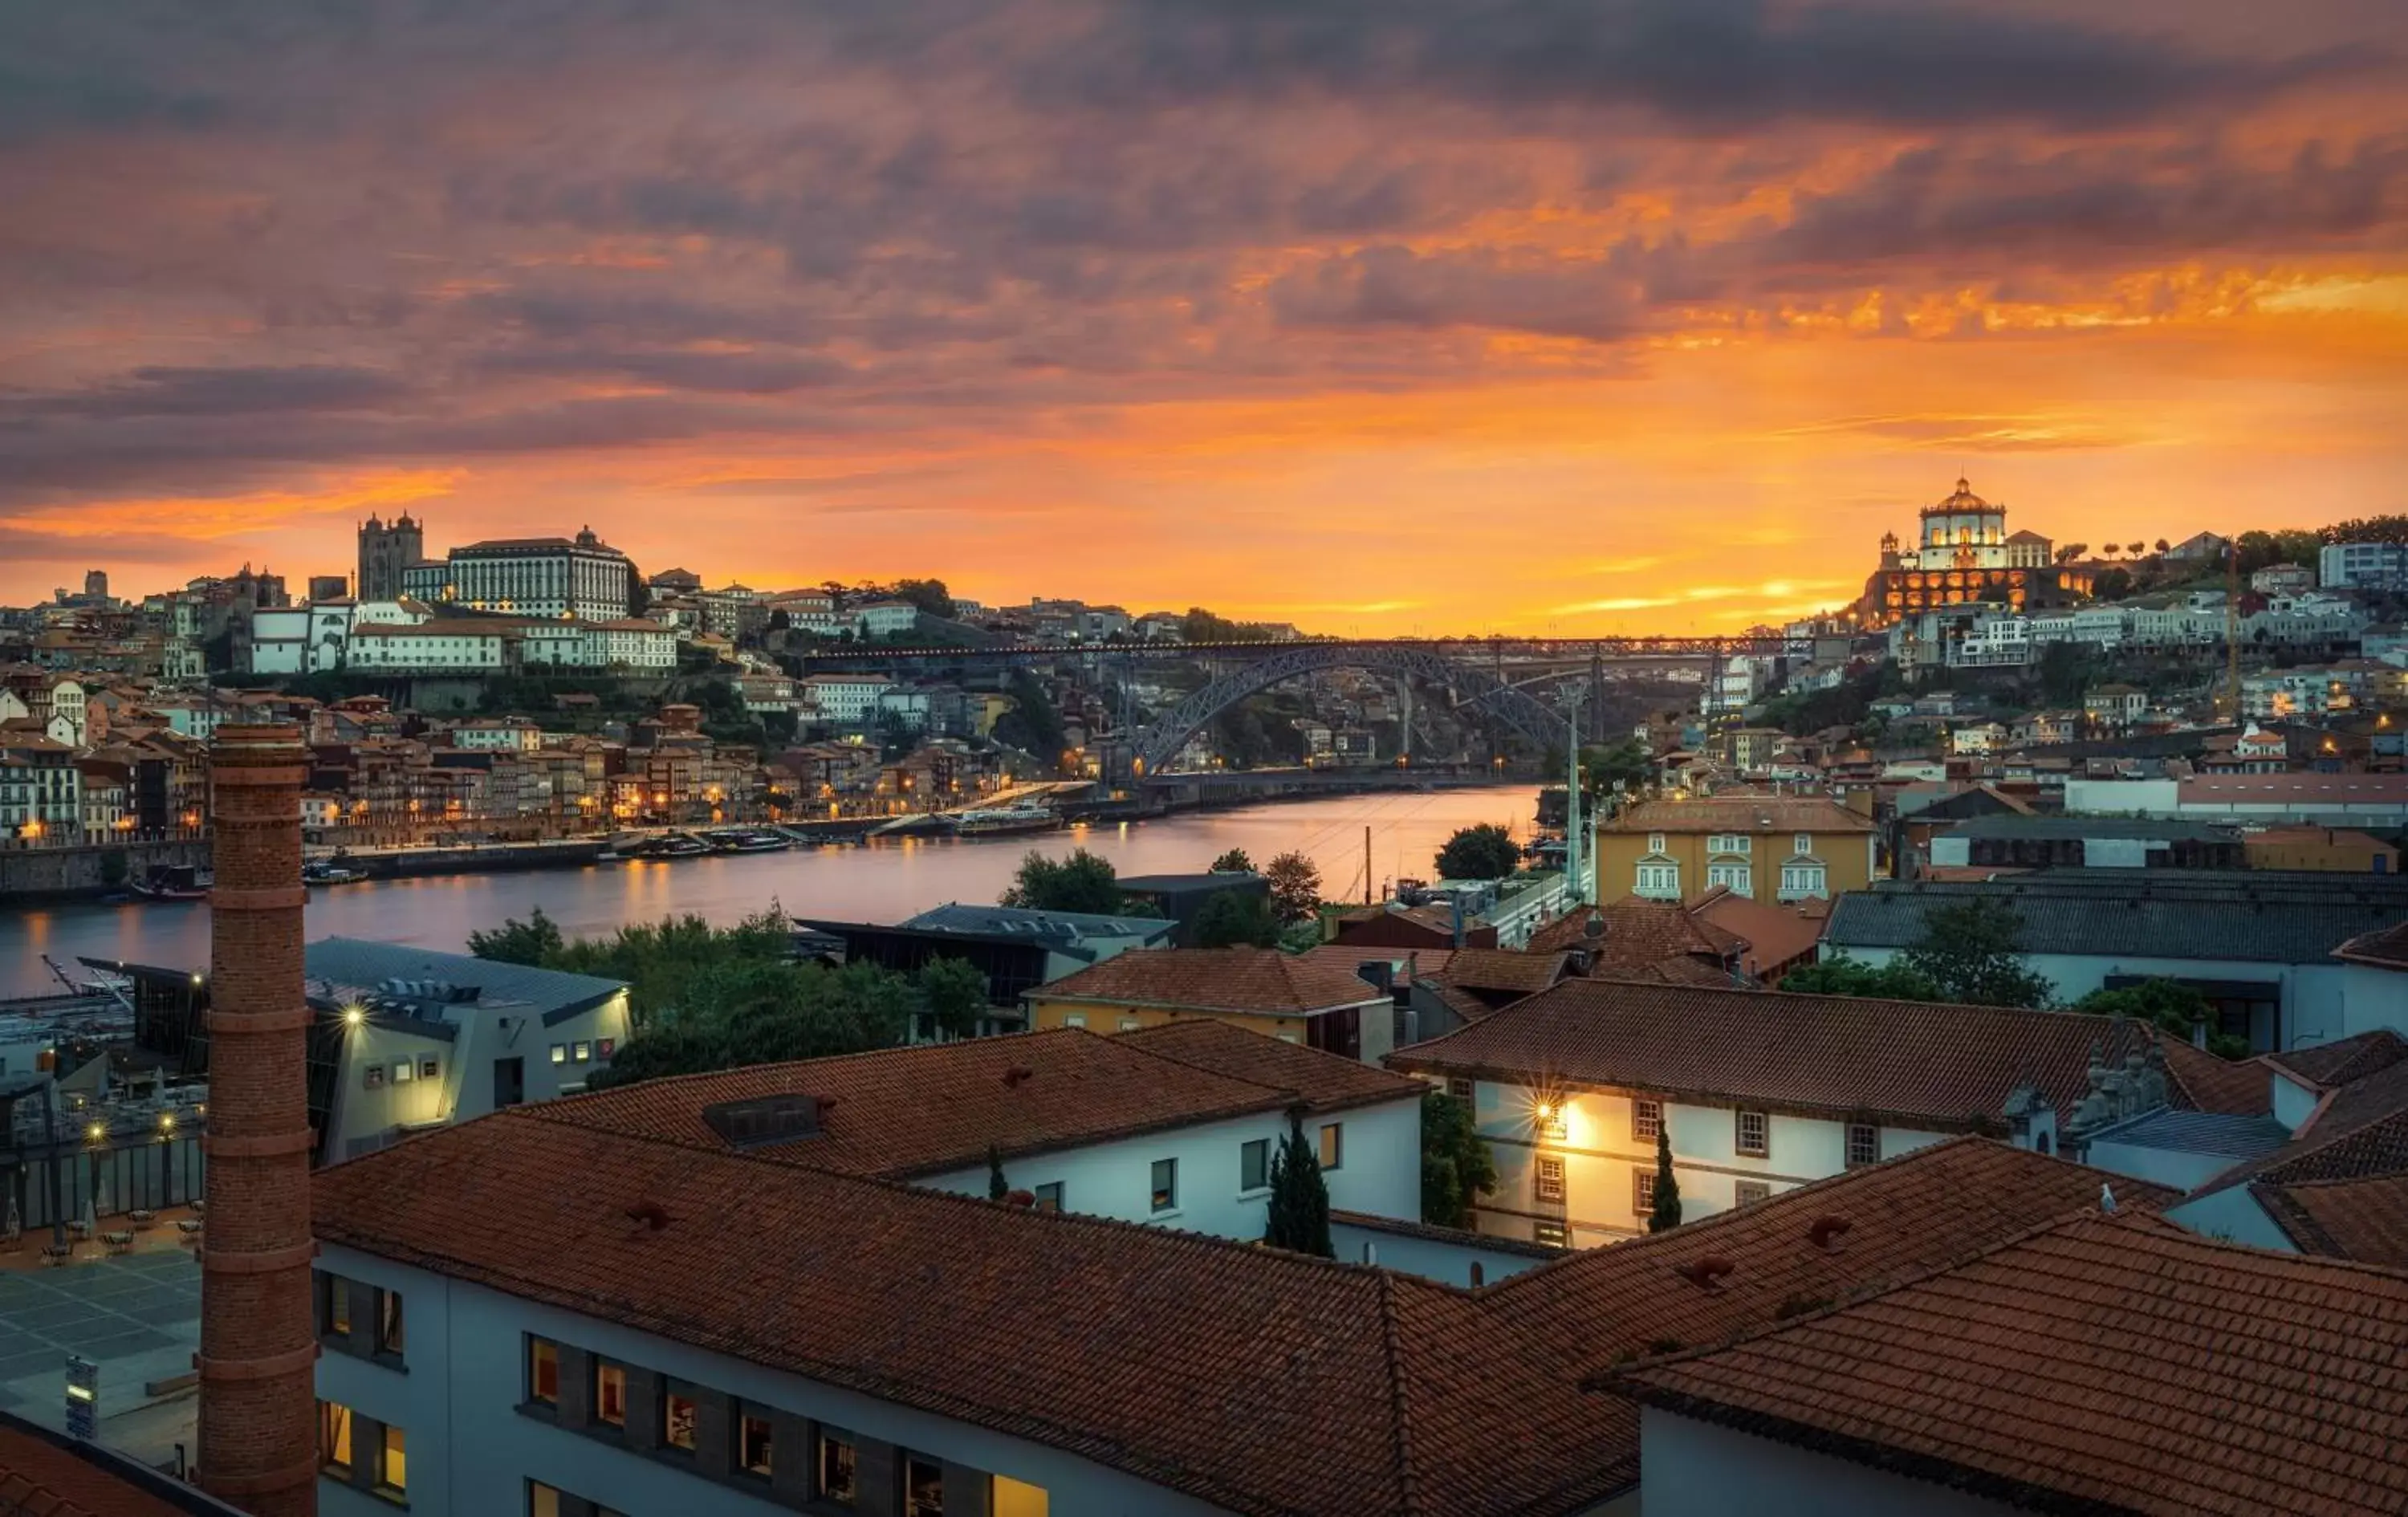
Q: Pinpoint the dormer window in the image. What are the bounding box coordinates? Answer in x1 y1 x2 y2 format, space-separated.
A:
1793 833 1812 856
1645 832 1666 854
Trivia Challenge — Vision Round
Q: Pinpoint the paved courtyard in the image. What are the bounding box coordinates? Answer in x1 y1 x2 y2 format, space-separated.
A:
0 1247 201 1466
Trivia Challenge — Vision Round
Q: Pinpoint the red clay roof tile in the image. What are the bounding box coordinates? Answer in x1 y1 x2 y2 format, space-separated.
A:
2257 1172 2408 1267
1601 795 1875 836
1037 947 1390 1016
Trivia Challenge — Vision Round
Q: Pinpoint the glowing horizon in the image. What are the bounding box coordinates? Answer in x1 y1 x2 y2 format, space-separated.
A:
2 2 2402 632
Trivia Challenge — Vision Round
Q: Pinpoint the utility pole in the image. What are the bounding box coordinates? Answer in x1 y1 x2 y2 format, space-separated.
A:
1364 825 1373 906
1563 685 1587 907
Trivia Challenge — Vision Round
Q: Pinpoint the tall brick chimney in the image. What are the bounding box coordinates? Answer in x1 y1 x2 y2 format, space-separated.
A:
199 722 319 1517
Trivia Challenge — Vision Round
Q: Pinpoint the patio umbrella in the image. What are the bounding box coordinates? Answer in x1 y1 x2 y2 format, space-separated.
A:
79 1194 96 1238
3 1195 17 1237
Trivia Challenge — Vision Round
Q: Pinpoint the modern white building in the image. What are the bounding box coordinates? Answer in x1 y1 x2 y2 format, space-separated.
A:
852 600 921 638
303 938 636 1164
1383 979 2224 1248
801 673 893 727
2323 540 2408 590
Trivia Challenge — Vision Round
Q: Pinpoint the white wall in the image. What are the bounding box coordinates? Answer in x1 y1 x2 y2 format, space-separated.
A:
2164 1186 2296 1252
2084 1137 2239 1194
317 1247 1226 1517
323 994 633 1162
2063 779 2178 817
1637 1408 2027 1517
1463 1080 1945 1248
914 1096 1421 1242
1327 1222 1548 1287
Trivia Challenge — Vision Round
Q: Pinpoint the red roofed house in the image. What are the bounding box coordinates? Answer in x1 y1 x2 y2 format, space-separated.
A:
1027 947 1399 1061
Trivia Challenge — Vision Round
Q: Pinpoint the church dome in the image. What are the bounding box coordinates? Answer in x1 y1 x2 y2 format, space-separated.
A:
1922 477 1995 514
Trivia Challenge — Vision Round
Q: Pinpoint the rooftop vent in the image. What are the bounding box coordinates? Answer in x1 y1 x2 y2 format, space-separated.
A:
1002 1066 1035 1089
624 1199 674 1231
1807 1214 1852 1251
701 1094 824 1149
1674 1255 1735 1291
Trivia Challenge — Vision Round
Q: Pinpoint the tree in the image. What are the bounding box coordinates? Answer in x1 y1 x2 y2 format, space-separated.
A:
2154 539 2171 556
1898 900 2056 1007
2035 641 2099 708
2091 567 2133 602
1208 848 1255 873
1647 1127 1682 1234
986 1143 1010 1202
468 905 566 966
992 669 1065 755
1420 1089 1497 1229
1264 1110 1333 1257
2075 978 2247 1059
1194 889 1281 948
999 848 1129 914
917 955 989 1040
1581 739 1656 791
1263 851 1322 924
2326 514 2408 546
1435 823 1521 881
2125 542 2145 558
1777 953 1942 1001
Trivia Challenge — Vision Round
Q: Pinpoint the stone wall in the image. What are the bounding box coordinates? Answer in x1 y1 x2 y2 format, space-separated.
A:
0 841 212 902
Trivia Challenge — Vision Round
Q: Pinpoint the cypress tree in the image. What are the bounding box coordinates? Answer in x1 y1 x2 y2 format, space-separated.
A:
986 1142 1009 1202
1648 1126 1682 1234
1263 1110 1333 1257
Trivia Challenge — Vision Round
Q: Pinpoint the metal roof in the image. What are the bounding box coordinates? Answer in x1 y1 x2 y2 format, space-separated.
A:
2086 1108 2292 1158
302 938 625 1027
900 903 1177 944
1826 872 2408 964
1945 815 2239 842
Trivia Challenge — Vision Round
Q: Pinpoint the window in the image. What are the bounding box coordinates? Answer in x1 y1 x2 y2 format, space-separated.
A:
375 1288 405 1356
738 1404 775 1477
1735 1110 1770 1159
1846 1123 1881 1168
1150 1157 1178 1213
1535 1100 1567 1141
818 1429 859 1504
1318 1123 1344 1170
378 1423 407 1496
594 1360 627 1428
1536 1156 1565 1202
596 1038 616 1058
319 1399 353 1474
1062 1013 1086 1029
1534 1219 1569 1248
548 1043 567 1066
1645 832 1666 853
1631 1098 1662 1143
661 1383 699 1451
1706 834 1751 855
1117 1018 1142 1032
527 1336 559 1405
1634 863 1679 899
1779 864 1828 900
529 1482 562 1517
320 1271 352 1337
1706 863 1751 894
419 1056 440 1079
1793 833 1812 856
905 1454 946 1516
1240 1139 1269 1193
393 1058 413 1084
572 1041 592 1063
363 1064 385 1090
994 1475 1051 1517
1633 1169 1657 1214
1446 1076 1474 1102
1032 1181 1064 1212
1735 1180 1771 1206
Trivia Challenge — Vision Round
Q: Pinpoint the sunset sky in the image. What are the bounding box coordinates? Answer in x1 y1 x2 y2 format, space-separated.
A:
2 0 2403 631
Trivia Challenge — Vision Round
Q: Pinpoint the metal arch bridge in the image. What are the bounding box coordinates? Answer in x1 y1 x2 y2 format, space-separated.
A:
794 634 1796 672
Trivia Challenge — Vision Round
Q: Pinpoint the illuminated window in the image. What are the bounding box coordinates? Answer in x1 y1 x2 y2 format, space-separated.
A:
529 1482 563 1517
994 1474 1051 1517
393 1059 413 1084
1240 1139 1269 1193
527 1337 559 1405
1846 1123 1881 1168
379 1423 407 1496
318 1400 352 1474
1318 1123 1344 1170
1536 1156 1566 1203
1150 1158 1178 1213
1631 1098 1662 1143
1735 1110 1770 1159
818 1429 859 1504
375 1288 405 1356
1534 1219 1568 1248
573 1041 592 1063
663 1384 699 1451
594 1361 627 1428
738 1404 775 1476
549 1043 567 1066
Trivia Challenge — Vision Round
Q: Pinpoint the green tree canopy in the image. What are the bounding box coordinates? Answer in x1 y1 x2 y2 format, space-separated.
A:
1263 851 1322 925
917 954 990 1041
2075 978 2247 1060
1435 823 1522 881
1194 889 1281 948
467 905 567 966
999 847 1130 915
1777 953 1942 1001
1207 848 1255 873
1898 899 2056 1007
1420 1089 1497 1230
1264 1111 1333 1257
1647 1126 1682 1234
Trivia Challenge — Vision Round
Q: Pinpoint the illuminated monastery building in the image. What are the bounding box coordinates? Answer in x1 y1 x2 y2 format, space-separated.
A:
1859 478 2092 628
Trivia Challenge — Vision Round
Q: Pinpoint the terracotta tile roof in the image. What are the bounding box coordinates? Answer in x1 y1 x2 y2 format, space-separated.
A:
1110 1019 1423 1108
2190 1059 2408 1199
313 1108 1633 1517
1414 975 1499 1024
0 1420 214 1517
537 1027 1408 1180
1526 897 1744 968
2336 920 2408 968
1389 978 2196 1130
1295 944 1456 982
2258 1173 2408 1267
1686 889 1828 976
1601 795 1875 836
1036 947 1389 1016
1609 1214 2408 1517
2264 1030 2408 1089
2156 1037 2273 1116
1441 947 1572 995
1487 1137 2174 1365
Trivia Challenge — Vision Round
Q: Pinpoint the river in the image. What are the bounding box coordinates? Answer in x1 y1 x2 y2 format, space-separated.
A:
0 787 1540 996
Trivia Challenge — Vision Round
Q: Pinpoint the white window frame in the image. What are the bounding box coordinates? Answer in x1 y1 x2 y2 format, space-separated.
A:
1706 862 1751 894
1535 1155 1565 1203
1735 1109 1771 1159
1846 1122 1881 1168
1734 1180 1772 1207
1706 834 1752 855
1635 862 1680 899
1779 864 1828 901
1645 832 1666 854
1633 1169 1657 1214
1793 833 1812 856
1631 1097 1662 1143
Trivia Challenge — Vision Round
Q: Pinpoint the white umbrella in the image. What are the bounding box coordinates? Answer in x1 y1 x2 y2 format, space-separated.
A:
3 1194 18 1238
79 1194 96 1240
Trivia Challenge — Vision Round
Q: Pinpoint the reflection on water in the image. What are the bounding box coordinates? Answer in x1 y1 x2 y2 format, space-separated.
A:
0 787 1537 995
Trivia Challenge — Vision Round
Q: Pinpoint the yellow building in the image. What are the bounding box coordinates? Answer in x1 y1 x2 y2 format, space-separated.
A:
1596 795 1877 906
2242 826 2402 874
1027 947 1397 1062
